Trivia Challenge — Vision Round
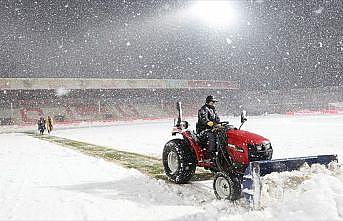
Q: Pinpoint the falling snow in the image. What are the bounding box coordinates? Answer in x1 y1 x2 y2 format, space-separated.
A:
0 0 341 90
314 6 324 14
226 38 233 45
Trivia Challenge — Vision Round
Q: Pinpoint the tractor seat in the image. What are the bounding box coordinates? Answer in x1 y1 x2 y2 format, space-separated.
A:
191 130 207 149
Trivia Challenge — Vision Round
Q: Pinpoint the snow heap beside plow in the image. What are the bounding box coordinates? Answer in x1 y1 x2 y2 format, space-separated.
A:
197 161 343 221
254 161 343 220
243 155 339 209
260 161 342 207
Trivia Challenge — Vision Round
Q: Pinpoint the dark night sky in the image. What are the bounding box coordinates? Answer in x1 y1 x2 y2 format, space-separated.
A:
0 0 342 90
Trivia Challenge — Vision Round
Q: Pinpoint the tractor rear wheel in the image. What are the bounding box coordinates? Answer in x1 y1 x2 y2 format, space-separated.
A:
162 139 196 184
213 172 241 201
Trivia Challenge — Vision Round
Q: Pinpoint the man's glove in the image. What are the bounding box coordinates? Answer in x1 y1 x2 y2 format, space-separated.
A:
207 121 214 127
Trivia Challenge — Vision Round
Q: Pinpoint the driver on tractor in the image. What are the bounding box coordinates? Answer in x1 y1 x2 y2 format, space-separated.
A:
196 95 221 162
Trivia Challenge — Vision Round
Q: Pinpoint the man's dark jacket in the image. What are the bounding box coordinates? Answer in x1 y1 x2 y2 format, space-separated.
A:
37 118 45 130
196 104 220 134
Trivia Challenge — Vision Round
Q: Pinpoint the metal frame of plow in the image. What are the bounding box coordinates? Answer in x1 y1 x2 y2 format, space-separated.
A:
242 154 338 210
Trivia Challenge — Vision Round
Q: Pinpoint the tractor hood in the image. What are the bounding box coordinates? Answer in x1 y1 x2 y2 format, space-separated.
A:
228 129 269 145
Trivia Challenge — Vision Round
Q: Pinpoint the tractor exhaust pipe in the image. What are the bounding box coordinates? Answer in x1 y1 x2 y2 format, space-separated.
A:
176 101 182 127
239 110 247 130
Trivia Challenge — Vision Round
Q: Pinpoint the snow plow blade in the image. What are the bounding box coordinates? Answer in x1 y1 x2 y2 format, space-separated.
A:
242 154 338 209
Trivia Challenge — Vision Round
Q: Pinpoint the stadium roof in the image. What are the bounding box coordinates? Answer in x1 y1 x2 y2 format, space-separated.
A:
0 78 239 90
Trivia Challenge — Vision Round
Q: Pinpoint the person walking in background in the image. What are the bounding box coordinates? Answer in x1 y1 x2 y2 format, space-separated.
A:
46 116 53 134
37 116 46 135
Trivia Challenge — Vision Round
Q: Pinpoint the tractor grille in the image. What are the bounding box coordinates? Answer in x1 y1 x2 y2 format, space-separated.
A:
248 142 273 161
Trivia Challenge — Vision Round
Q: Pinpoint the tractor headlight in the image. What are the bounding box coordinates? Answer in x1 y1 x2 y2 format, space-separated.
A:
248 142 273 161
256 144 263 151
264 143 271 150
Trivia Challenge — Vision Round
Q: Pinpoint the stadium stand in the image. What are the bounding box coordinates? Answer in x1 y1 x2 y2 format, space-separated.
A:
1 78 343 126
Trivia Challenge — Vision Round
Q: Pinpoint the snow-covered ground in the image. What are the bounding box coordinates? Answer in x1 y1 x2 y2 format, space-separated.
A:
1 114 343 220
0 133 211 220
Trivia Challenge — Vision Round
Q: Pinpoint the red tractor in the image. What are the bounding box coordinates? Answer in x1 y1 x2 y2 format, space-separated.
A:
162 102 273 201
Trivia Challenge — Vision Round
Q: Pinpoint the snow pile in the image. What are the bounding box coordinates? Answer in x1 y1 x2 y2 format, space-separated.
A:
259 162 343 220
175 163 343 221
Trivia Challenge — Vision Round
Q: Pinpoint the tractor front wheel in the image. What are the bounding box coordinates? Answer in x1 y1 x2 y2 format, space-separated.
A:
213 172 241 201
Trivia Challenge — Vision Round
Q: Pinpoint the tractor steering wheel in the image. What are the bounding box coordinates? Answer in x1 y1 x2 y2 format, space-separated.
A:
212 121 230 132
219 121 230 126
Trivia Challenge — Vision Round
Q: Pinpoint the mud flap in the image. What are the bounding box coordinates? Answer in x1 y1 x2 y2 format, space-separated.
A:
242 154 338 209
